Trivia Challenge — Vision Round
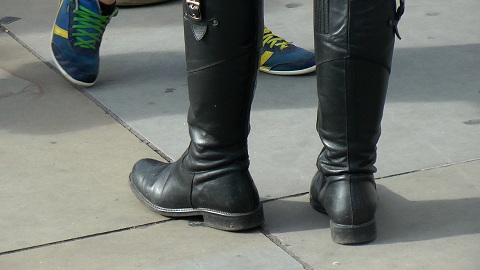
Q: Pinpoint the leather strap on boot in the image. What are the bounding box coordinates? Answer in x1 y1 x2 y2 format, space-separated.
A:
183 0 220 41
389 0 405 39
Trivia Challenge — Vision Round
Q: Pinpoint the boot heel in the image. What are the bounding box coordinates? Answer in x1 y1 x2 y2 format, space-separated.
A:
202 206 264 231
330 218 376 244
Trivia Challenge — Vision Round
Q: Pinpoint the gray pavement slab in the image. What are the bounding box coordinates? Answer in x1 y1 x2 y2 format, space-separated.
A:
0 220 304 270
262 160 480 269
0 30 165 253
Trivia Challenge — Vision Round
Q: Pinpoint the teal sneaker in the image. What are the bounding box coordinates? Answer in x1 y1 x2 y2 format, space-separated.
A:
51 0 117 87
260 27 316 76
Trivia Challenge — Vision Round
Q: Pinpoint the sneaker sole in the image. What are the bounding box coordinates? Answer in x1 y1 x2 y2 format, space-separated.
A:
129 174 264 231
310 196 377 244
50 49 97 87
259 65 316 76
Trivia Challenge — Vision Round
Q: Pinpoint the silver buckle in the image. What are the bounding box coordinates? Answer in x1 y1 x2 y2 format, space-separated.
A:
185 0 202 22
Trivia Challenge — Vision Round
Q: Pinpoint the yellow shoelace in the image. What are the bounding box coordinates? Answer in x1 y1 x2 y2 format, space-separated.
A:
263 27 290 50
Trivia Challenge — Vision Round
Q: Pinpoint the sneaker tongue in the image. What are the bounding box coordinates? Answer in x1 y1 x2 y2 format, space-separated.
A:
78 0 101 14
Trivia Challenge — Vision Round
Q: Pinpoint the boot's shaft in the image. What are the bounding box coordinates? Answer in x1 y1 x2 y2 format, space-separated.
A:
314 0 398 175
183 0 263 154
315 59 390 175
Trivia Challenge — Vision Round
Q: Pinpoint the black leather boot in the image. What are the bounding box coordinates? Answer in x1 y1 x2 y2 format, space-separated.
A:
129 0 264 231
310 0 404 244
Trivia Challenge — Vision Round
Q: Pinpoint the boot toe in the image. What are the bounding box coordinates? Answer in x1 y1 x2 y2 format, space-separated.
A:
129 158 170 204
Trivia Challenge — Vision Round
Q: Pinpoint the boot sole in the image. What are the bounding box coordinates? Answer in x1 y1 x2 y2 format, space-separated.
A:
310 197 377 244
129 175 264 231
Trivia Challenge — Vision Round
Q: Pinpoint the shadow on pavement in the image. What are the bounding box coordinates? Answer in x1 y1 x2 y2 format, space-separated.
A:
260 184 480 245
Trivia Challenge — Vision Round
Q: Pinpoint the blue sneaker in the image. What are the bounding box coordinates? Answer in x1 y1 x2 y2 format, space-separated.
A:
51 0 117 86
260 27 316 76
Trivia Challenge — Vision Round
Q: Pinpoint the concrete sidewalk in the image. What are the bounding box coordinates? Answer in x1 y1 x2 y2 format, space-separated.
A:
1 0 479 269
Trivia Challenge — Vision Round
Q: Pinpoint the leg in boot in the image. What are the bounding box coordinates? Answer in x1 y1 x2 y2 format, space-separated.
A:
310 0 403 244
129 0 264 231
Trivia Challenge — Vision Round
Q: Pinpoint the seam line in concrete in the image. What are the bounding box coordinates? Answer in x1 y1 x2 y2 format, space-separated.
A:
77 87 174 163
0 25 173 163
262 192 309 204
259 227 314 270
376 158 480 180
0 220 171 257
